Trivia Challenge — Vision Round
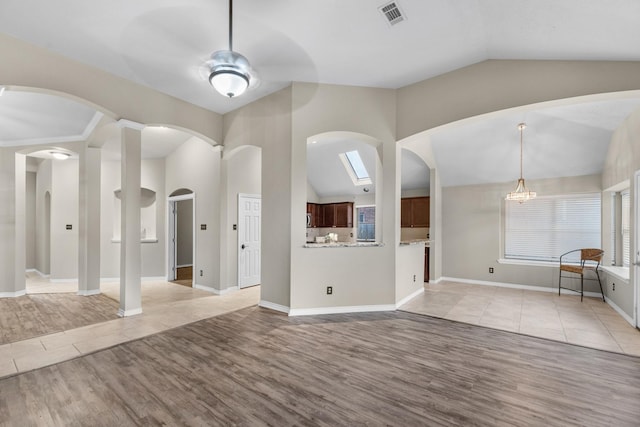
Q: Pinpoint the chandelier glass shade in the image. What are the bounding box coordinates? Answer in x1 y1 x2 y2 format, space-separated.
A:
506 123 536 203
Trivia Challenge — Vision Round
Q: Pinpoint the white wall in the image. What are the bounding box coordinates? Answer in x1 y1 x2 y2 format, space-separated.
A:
166 137 222 289
602 107 640 318
100 158 166 279
441 174 602 291
50 159 79 280
396 244 425 304
35 159 52 275
222 145 261 289
25 171 36 269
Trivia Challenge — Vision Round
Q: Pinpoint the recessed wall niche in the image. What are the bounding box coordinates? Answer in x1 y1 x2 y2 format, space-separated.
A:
112 187 158 242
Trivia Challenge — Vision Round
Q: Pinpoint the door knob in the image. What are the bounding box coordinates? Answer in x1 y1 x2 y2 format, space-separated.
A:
241 244 246 249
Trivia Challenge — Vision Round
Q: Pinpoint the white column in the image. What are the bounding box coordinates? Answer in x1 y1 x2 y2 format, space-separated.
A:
118 120 144 316
0 149 26 297
78 147 102 296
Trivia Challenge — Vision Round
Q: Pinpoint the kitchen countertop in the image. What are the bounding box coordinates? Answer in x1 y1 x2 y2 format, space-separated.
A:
399 239 429 247
304 241 384 248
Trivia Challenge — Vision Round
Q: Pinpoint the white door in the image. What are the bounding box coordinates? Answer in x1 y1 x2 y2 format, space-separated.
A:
167 200 177 281
238 194 261 288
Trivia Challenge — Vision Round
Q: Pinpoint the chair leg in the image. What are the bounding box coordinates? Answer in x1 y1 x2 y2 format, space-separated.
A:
558 269 561 297
580 274 583 302
595 269 605 302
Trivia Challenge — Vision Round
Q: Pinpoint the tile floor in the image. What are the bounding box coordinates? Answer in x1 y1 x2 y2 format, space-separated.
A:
0 278 260 379
401 280 640 356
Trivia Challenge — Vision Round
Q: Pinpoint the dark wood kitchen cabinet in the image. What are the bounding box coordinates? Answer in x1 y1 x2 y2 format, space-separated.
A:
401 197 430 228
307 202 353 228
424 247 429 282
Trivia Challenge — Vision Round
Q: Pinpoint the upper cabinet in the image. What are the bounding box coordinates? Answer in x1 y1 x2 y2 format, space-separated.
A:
401 197 429 228
307 202 353 228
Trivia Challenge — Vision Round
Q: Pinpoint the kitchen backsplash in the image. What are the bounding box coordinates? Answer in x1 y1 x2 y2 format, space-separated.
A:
401 227 429 241
306 227 356 243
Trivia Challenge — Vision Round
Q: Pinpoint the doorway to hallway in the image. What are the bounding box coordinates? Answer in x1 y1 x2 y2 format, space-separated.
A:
168 190 195 287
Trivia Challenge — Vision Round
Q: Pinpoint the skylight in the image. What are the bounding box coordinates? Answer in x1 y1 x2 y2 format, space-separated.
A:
339 150 372 186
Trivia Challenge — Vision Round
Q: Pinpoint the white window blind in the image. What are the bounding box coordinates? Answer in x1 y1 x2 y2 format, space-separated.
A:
611 193 616 265
621 190 630 267
505 194 601 263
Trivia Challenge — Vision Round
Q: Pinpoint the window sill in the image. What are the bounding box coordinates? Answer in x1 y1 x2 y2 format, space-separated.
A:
497 258 559 268
600 266 629 282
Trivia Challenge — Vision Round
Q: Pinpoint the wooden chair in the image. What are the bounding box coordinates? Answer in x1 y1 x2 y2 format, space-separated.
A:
558 248 604 302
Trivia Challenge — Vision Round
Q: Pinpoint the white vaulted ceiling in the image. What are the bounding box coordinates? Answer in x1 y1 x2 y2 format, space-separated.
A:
1 0 640 185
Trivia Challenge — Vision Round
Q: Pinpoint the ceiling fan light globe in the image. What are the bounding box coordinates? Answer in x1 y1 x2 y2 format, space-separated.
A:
208 50 252 98
209 69 249 98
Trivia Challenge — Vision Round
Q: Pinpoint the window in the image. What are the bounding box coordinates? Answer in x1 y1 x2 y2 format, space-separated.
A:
356 206 375 241
611 193 617 265
505 194 601 263
339 150 372 186
621 189 630 267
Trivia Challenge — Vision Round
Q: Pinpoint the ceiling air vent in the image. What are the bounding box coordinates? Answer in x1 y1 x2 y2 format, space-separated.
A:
379 1 405 26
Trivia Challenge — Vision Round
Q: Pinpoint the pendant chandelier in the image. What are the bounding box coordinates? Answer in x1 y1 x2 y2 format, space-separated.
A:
207 0 253 98
506 123 536 203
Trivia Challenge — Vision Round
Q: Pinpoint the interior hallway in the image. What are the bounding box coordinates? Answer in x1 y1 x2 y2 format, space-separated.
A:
401 281 640 356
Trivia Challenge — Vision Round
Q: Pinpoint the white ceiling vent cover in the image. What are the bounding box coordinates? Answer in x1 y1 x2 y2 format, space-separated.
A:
379 2 405 26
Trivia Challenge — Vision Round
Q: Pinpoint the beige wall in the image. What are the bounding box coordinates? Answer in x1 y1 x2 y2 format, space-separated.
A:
397 60 640 140
25 171 36 269
166 137 222 289
290 83 398 311
221 145 261 289
442 174 602 291
601 108 640 317
223 87 293 307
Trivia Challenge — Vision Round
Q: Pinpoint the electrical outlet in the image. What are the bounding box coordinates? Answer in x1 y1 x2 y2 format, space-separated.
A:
413 275 416 282
326 286 333 295
200 270 203 277
489 267 494 274
612 282 615 291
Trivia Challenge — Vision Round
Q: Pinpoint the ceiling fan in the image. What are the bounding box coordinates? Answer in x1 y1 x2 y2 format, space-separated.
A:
203 0 257 98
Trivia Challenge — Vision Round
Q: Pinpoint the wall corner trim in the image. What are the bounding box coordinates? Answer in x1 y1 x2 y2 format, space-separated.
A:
117 119 145 130
259 300 290 314
396 287 424 308
0 290 27 298
77 289 101 296
118 308 143 317
604 296 635 326
194 284 239 295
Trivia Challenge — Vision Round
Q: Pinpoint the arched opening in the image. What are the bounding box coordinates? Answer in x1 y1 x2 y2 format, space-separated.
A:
306 132 383 244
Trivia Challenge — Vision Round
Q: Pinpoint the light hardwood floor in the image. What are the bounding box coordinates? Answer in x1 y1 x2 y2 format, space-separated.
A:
1 307 639 426
0 293 119 345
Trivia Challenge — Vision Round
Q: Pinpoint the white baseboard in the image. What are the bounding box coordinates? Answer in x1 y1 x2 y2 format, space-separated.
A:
100 276 170 283
289 304 396 317
429 277 444 284
259 300 290 314
604 296 635 326
396 287 424 308
27 269 49 278
193 284 239 295
118 307 143 317
0 290 27 298
50 278 78 283
440 276 604 298
77 289 101 296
